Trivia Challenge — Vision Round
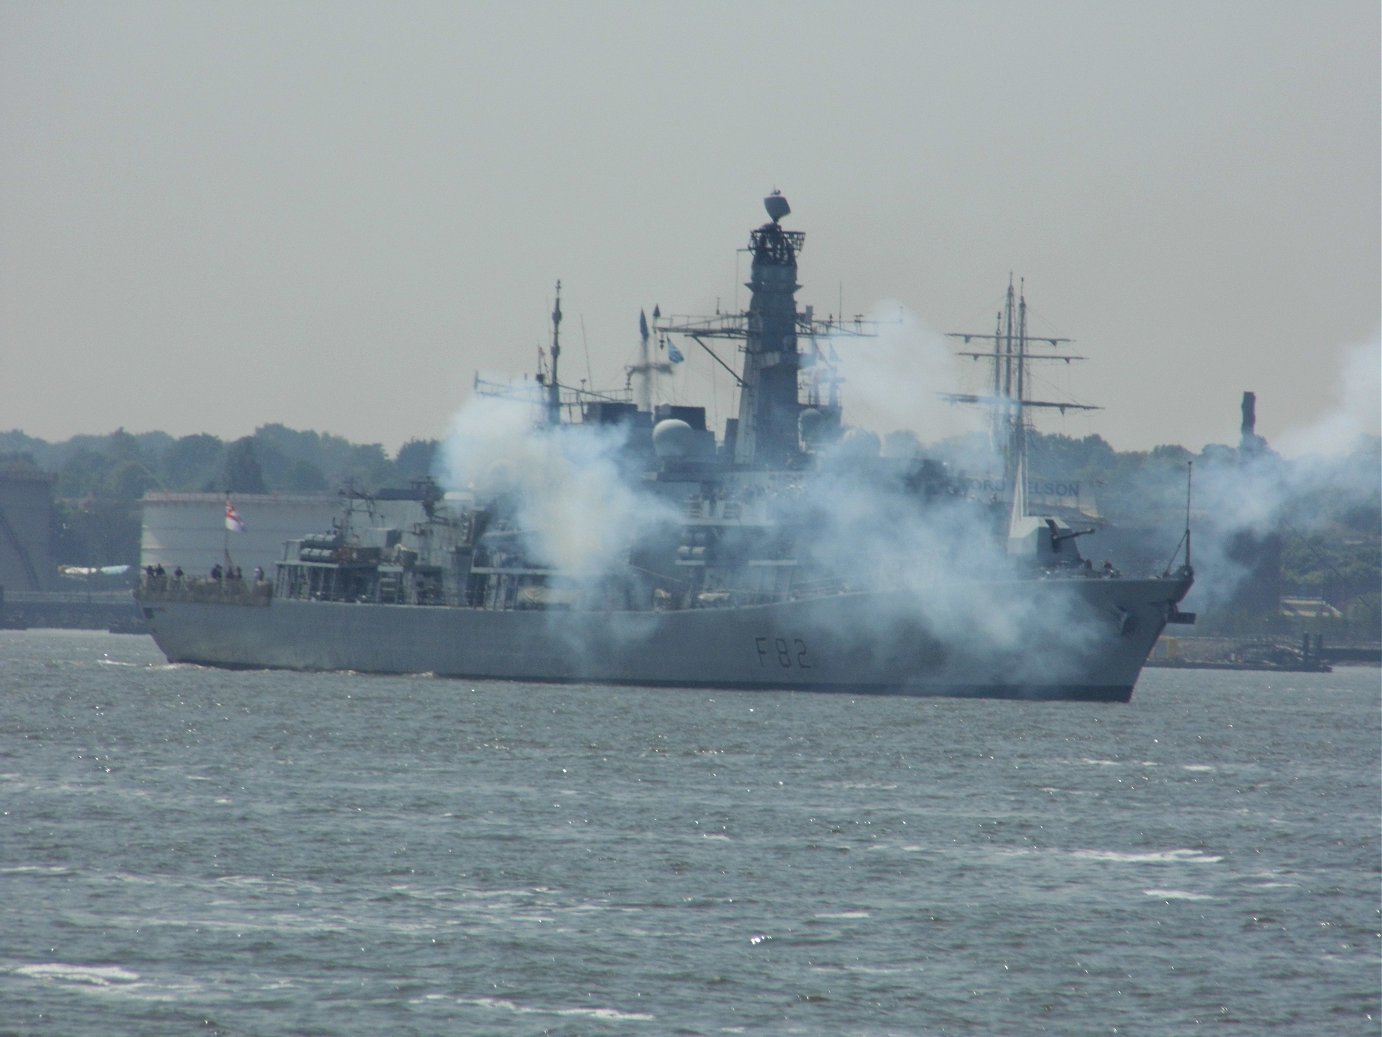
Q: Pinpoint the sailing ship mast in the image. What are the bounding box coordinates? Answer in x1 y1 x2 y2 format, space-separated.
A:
945 278 1099 512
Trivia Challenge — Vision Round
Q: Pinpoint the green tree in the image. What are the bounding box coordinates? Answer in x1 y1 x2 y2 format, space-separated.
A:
340 443 393 491
284 459 329 491
394 438 438 480
105 459 158 500
0 450 40 472
161 434 225 490
254 423 391 490
51 498 140 566
56 448 110 498
106 427 142 463
222 438 267 494
250 436 329 491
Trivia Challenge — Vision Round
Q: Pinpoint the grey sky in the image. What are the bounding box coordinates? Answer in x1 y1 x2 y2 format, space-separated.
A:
3 1 1377 458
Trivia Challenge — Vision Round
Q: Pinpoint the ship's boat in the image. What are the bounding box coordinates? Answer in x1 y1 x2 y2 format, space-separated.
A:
137 194 1194 700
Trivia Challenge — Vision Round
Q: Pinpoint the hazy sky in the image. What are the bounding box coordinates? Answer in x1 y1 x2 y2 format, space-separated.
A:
3 1 1377 458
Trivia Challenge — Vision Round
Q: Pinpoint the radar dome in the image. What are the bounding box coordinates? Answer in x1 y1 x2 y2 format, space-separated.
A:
652 418 695 459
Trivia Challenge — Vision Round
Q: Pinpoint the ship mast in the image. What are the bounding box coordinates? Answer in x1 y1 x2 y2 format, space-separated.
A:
733 190 804 466
627 309 671 413
945 279 1098 503
655 192 875 468
546 281 562 427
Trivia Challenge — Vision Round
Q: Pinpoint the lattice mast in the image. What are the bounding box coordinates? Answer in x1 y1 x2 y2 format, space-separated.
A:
655 192 874 468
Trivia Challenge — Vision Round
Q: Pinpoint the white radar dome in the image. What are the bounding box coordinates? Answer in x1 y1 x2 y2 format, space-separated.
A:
652 419 695 459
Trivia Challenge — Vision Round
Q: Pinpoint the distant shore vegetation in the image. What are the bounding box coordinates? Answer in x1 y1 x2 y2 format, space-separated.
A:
0 424 438 499
0 425 437 572
0 424 1376 634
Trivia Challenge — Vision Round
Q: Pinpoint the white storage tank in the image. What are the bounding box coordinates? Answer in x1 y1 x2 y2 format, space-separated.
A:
139 493 341 576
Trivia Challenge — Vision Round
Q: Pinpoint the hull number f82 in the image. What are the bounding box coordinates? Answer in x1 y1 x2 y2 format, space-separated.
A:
756 636 813 669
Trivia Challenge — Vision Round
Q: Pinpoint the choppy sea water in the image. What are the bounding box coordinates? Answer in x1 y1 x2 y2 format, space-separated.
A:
1 629 1377 1036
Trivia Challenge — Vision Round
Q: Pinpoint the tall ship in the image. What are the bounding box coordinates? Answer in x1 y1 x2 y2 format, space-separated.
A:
137 193 1195 701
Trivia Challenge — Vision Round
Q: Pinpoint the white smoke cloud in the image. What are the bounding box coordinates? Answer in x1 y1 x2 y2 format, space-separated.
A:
436 393 680 574
782 449 1103 681
431 324 1182 691
1275 335 1381 459
1173 335 1381 614
829 304 986 447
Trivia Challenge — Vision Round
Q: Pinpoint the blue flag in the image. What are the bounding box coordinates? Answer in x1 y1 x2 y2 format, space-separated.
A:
668 343 685 363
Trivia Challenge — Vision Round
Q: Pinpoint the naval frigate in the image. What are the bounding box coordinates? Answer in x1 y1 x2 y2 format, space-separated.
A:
137 193 1195 700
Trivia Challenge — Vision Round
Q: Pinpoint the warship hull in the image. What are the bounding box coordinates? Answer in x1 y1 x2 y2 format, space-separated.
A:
139 574 1189 701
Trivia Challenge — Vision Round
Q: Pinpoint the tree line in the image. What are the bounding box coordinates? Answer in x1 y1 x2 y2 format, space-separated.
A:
0 424 437 499
0 425 438 569
1 424 1376 632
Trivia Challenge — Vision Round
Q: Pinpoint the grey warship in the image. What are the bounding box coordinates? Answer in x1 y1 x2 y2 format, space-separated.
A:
137 193 1195 700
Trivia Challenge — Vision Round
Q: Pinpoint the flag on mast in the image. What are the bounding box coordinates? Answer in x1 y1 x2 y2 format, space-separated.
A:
225 499 246 533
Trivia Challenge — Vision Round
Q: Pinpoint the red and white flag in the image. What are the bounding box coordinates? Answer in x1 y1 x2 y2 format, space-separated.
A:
225 499 246 533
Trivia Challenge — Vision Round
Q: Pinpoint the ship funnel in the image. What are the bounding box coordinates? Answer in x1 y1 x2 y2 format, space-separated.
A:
764 190 790 223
